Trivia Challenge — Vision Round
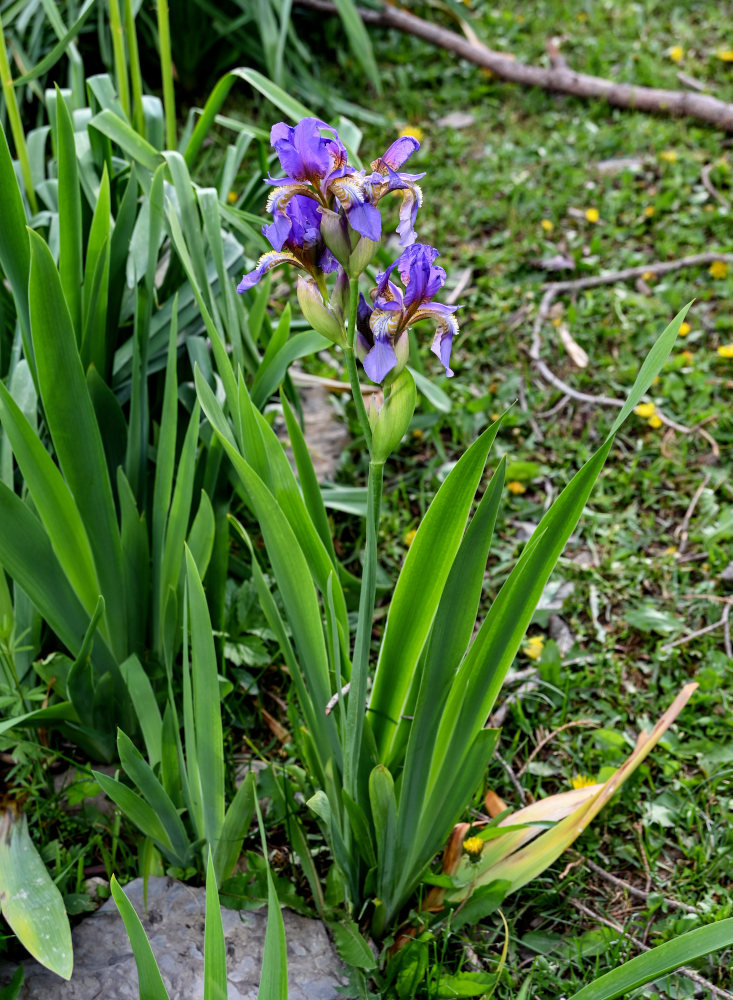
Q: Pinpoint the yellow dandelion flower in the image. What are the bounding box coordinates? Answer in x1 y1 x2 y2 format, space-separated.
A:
227 190 238 204
659 149 677 164
403 529 418 547
523 635 544 660
665 545 678 556
570 774 596 790
717 343 733 358
643 205 655 217
634 402 656 418
668 45 684 63
678 321 691 336
585 207 600 223
507 480 526 495
641 270 656 281
541 218 554 232
490 412 500 421
679 350 694 363
463 835 484 858
716 49 733 61
648 414 663 429
399 125 424 143
709 260 729 279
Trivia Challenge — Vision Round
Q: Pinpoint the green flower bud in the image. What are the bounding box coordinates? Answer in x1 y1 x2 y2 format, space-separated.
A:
297 276 346 345
348 235 379 277
371 367 417 464
319 207 352 268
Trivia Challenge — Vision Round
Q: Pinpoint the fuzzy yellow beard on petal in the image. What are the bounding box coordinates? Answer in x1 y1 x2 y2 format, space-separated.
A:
369 307 402 341
266 183 316 214
329 175 368 211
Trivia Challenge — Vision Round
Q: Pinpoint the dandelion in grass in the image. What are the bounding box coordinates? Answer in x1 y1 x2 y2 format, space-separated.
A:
648 414 663 429
462 836 484 860
541 218 554 232
356 243 459 384
403 528 418 547
570 774 596 790
584 207 600 223
643 205 655 217
679 350 694 363
716 49 733 61
668 45 684 63
399 125 424 143
659 149 678 164
634 401 656 419
523 635 544 660
507 480 526 495
717 343 733 358
709 260 729 279
678 321 691 336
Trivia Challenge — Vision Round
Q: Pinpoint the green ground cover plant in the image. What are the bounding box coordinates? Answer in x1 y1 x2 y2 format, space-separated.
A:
1 1 732 998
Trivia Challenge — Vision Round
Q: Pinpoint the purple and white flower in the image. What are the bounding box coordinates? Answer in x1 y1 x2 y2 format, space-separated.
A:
356 244 460 384
237 118 426 292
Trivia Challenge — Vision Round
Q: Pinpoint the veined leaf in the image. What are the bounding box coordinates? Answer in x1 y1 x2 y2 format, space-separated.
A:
204 851 227 1000
0 809 72 980
568 917 733 1000
0 382 100 616
185 548 225 858
369 416 504 764
110 876 170 1000
28 230 126 660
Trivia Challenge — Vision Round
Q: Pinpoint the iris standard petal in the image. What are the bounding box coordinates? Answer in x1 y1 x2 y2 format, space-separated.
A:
271 118 330 181
373 135 420 171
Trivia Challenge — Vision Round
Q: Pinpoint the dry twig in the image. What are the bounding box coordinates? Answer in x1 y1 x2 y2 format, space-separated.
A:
516 719 599 778
674 474 712 555
580 856 699 914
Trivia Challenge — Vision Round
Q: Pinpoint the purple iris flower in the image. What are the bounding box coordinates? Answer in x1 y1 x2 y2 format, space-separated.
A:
237 194 337 292
356 244 460 384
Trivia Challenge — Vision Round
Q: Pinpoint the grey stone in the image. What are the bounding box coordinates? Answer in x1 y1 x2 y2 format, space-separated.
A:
436 111 475 129
2 877 348 1000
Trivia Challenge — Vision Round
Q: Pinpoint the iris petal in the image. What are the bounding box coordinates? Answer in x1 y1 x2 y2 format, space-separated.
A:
236 251 303 292
373 135 420 171
363 336 398 383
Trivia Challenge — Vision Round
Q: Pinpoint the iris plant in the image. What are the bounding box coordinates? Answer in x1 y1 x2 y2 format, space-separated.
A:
222 115 695 942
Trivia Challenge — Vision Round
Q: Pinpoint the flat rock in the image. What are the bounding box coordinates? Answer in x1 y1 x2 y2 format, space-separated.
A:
2 877 348 1000
436 111 475 129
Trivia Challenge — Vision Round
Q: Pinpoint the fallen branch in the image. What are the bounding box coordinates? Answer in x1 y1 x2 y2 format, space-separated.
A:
528 252 733 457
298 0 733 132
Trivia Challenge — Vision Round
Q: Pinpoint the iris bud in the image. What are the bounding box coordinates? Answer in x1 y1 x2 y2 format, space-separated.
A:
371 367 417 464
319 208 352 268
297 276 346 345
348 236 379 277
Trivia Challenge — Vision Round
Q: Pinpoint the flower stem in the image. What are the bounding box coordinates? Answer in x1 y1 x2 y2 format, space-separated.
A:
344 459 383 802
344 278 373 451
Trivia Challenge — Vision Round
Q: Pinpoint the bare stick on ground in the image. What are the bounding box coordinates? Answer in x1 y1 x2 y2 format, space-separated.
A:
297 0 733 132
